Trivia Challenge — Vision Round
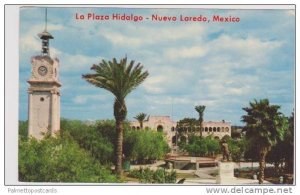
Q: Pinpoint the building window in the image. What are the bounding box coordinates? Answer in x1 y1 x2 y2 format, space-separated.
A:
209 127 212 132
172 136 177 144
217 127 220 132
205 127 208 132
225 127 229 132
213 127 217 132
221 127 225 132
157 125 163 132
40 97 44 102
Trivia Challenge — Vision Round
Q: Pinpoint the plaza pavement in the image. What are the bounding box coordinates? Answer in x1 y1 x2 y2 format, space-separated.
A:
129 160 273 185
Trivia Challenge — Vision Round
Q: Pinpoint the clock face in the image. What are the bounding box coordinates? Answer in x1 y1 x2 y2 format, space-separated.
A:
38 66 48 76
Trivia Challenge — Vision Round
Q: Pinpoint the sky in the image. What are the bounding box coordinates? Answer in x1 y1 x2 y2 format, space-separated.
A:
19 7 295 125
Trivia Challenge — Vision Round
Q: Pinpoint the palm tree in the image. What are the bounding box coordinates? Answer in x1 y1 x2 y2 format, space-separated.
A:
134 113 148 129
82 57 149 177
195 105 205 137
241 99 287 184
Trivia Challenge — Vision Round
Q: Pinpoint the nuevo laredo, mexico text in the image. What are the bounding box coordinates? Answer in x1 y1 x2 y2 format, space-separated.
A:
152 14 240 22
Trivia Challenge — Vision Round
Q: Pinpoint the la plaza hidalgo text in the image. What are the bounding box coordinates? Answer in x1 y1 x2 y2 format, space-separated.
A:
75 13 240 23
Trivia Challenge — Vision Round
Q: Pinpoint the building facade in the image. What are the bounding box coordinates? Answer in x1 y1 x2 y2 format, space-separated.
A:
130 116 231 147
131 116 177 147
201 121 231 139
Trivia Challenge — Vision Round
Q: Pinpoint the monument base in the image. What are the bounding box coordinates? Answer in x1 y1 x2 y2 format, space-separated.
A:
216 162 236 184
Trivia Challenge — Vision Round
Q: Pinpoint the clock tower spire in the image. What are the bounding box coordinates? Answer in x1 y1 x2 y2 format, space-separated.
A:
27 8 61 139
38 8 53 56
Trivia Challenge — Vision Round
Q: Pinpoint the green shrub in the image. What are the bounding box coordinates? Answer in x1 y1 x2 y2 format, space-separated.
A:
124 130 170 163
183 135 220 157
61 119 114 164
19 134 118 183
128 167 176 183
227 137 247 162
19 121 28 140
206 136 220 155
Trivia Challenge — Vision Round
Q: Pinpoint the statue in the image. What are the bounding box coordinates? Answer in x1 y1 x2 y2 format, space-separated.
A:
221 140 230 162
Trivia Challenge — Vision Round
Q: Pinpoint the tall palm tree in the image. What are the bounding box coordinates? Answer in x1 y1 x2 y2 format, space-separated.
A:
82 57 149 177
241 99 287 184
134 113 148 129
195 105 205 137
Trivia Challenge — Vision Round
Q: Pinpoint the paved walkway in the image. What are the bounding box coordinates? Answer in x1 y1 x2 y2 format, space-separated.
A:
129 160 273 185
194 167 217 178
183 178 271 185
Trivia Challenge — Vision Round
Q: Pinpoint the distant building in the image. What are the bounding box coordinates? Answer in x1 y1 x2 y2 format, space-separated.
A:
201 121 231 139
130 116 231 147
131 116 177 147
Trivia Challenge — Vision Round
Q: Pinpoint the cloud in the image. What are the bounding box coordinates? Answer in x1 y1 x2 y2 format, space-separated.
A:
60 53 100 72
100 23 205 47
20 33 40 53
140 24 205 41
142 76 166 93
73 94 109 104
210 35 282 55
146 96 193 105
101 31 144 47
142 66 193 94
165 46 207 59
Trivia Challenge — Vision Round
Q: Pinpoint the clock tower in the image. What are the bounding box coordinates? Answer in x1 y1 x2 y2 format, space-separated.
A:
27 17 61 139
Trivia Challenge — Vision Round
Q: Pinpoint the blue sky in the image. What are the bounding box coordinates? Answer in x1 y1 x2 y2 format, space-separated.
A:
19 7 295 125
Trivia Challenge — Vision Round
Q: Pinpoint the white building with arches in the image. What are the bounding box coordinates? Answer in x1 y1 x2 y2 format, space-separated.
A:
131 116 177 147
130 116 231 147
201 121 231 139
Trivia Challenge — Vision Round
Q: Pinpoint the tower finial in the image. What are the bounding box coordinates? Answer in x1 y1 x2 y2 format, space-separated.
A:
45 8 47 31
38 8 53 56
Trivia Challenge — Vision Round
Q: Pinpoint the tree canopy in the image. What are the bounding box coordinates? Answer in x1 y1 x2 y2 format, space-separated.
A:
19 133 118 183
82 57 149 177
242 99 288 184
